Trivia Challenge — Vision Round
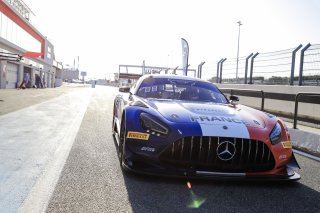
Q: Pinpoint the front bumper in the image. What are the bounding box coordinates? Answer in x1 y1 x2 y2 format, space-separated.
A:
121 152 301 181
118 132 300 181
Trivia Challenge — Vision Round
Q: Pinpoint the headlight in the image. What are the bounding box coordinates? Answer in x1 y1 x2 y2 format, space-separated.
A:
270 123 282 145
139 113 169 136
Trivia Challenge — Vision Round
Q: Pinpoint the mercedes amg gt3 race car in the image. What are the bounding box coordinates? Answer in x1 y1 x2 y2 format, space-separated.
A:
112 74 300 180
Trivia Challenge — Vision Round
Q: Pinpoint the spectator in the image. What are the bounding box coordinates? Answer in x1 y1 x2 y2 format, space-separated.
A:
18 72 30 89
42 73 46 88
35 74 44 88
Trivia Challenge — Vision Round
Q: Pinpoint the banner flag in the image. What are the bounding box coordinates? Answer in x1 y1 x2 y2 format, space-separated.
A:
181 38 189 76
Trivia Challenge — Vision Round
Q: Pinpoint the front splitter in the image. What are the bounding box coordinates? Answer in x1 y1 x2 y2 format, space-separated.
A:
121 161 301 181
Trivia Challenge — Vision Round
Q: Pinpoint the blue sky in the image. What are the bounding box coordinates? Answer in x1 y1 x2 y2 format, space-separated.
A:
25 0 320 79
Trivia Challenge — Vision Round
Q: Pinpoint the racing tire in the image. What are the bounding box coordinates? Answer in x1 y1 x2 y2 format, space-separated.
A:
118 117 126 170
112 103 116 133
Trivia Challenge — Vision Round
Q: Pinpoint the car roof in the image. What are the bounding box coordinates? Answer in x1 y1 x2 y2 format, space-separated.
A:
132 74 218 95
138 74 210 83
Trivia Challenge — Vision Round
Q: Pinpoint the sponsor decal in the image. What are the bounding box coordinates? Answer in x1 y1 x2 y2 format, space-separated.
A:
127 131 150 140
193 116 250 138
279 154 287 160
192 108 226 113
141 147 155 152
190 115 250 125
281 141 292 149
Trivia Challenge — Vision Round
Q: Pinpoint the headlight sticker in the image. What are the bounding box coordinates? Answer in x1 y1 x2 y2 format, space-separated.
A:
127 131 150 140
281 141 292 149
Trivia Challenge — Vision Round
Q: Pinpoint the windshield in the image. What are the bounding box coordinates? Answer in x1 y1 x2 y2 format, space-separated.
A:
136 78 228 104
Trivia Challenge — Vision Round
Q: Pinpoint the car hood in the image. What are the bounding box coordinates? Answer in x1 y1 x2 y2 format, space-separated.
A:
145 99 266 129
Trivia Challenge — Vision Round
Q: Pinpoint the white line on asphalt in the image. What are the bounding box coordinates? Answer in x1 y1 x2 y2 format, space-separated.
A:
293 149 320 162
18 89 93 213
0 89 92 213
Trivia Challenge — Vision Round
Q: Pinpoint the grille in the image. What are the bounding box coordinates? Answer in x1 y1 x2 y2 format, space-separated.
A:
159 137 275 172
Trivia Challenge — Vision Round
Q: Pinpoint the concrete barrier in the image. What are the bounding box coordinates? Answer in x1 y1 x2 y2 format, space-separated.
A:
289 128 320 157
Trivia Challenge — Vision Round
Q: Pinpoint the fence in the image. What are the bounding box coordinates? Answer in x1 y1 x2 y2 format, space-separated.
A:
301 44 320 85
213 44 320 86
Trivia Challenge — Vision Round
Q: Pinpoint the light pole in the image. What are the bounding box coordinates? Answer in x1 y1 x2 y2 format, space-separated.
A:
198 62 205 79
236 21 243 82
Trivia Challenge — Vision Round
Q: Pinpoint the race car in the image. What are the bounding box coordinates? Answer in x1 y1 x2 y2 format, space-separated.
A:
112 74 300 180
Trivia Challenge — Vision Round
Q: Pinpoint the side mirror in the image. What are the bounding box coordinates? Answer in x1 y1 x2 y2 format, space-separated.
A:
119 87 130 93
230 95 239 105
230 95 239 102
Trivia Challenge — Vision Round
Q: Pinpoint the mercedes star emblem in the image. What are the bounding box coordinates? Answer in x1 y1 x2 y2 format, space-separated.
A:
216 141 236 161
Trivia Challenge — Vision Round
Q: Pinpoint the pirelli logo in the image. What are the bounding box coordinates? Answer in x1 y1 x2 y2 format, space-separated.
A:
127 131 150 140
281 141 292 149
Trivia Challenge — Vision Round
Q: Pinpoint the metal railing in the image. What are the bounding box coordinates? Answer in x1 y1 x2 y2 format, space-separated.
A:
220 89 320 128
219 88 265 111
293 93 320 129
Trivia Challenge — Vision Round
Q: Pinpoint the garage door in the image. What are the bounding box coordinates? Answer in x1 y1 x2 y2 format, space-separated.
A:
6 63 18 89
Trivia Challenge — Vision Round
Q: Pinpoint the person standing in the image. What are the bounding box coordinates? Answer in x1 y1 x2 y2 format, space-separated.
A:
19 72 30 89
35 74 43 88
42 73 46 88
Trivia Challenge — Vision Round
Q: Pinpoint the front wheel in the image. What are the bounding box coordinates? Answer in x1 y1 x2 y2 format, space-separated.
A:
112 103 117 133
118 120 126 168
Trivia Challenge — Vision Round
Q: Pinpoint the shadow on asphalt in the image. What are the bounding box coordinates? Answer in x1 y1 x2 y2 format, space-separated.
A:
112 137 320 213
122 172 319 213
